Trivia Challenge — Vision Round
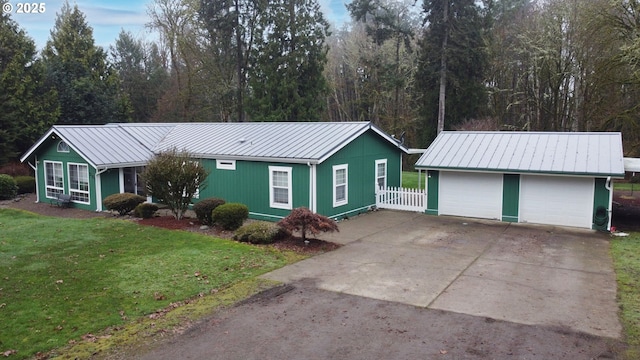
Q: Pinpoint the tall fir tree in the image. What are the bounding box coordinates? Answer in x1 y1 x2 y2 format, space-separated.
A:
415 0 488 144
248 0 330 121
42 1 130 125
0 5 59 164
110 31 168 122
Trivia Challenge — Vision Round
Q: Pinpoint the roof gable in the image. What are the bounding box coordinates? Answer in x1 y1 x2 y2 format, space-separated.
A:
415 131 625 177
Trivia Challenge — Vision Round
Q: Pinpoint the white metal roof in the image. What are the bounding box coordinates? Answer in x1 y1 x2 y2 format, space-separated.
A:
415 131 625 177
625 158 640 173
153 122 406 163
21 122 407 168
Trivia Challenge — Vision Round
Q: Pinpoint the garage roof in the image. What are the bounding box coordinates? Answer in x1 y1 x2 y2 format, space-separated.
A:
415 131 625 177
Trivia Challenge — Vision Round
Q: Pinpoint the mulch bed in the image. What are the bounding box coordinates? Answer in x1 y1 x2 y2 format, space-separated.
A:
612 191 640 232
0 194 340 256
134 216 342 256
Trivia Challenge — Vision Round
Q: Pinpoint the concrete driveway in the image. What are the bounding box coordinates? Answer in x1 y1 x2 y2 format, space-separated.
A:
263 210 622 339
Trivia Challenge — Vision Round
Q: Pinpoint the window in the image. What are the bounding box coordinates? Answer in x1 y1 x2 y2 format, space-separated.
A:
57 141 69 153
123 167 146 195
269 166 292 209
375 159 387 189
45 161 64 198
216 159 236 170
333 164 348 207
68 163 90 203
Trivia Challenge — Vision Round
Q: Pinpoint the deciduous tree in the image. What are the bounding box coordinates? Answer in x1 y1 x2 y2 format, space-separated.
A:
142 149 209 220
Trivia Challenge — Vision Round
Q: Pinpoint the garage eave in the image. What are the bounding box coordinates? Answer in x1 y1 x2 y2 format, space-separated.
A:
414 165 625 179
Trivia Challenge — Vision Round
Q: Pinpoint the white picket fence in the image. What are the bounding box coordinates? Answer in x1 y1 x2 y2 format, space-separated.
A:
376 186 426 212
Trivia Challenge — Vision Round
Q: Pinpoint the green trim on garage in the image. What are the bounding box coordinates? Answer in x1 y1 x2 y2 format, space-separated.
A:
592 178 610 231
502 174 520 222
426 170 439 215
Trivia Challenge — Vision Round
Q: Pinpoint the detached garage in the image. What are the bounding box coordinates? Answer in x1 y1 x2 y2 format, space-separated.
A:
415 132 626 230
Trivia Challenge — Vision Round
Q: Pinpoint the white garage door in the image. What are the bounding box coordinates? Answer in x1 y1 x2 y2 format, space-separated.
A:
520 175 594 228
439 172 503 219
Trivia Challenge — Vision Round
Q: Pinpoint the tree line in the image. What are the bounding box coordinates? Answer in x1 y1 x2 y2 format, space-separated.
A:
2 0 640 165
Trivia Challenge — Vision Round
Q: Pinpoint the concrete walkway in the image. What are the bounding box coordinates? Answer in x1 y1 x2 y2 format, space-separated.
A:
262 210 622 339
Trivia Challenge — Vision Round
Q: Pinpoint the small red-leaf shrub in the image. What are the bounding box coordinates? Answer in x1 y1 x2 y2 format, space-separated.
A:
278 207 339 242
0 163 32 177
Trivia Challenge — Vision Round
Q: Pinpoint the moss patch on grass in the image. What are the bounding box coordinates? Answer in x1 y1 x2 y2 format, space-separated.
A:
611 232 640 359
0 209 294 359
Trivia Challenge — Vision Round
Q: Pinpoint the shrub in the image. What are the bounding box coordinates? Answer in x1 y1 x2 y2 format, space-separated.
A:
234 221 288 244
103 193 146 216
134 203 159 219
278 207 339 242
0 163 31 177
212 203 249 230
0 174 18 200
14 176 36 194
193 198 226 225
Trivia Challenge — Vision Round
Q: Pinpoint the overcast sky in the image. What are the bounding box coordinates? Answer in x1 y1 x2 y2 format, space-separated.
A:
10 0 351 51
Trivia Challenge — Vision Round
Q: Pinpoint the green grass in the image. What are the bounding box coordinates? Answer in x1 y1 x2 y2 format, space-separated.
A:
611 232 640 359
0 209 294 359
615 182 639 192
402 171 426 189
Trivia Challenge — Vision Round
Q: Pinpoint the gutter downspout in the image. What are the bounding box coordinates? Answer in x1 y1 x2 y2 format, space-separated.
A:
27 158 39 203
605 176 613 231
307 162 317 213
95 168 108 212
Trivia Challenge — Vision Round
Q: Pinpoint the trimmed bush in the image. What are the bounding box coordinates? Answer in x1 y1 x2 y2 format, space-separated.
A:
14 176 36 194
0 174 18 200
193 198 226 225
234 221 288 244
212 203 249 230
134 203 159 219
103 193 146 216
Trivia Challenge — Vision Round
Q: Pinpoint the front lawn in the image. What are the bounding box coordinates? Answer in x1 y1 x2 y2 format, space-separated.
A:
611 232 640 358
402 171 426 189
0 209 294 359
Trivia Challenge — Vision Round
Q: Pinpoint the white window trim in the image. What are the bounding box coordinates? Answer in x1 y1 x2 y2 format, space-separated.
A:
216 159 236 170
375 159 387 190
44 161 64 199
68 162 90 204
269 166 292 210
333 164 348 207
57 141 69 153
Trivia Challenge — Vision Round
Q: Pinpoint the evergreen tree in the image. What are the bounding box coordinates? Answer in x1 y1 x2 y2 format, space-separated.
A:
248 0 330 121
0 5 59 164
415 0 488 144
42 1 129 124
110 31 168 122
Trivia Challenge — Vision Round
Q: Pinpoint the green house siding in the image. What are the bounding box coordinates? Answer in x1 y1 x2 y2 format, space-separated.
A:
35 139 97 211
592 178 610 231
502 174 520 222
315 130 402 219
196 160 310 221
100 169 121 203
426 170 439 215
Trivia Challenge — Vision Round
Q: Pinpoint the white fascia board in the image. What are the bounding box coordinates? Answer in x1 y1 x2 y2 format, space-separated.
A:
20 127 99 170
